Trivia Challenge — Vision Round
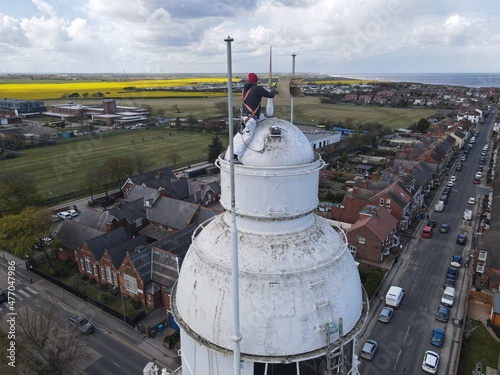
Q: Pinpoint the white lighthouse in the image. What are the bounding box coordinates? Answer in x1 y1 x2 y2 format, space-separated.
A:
172 117 368 375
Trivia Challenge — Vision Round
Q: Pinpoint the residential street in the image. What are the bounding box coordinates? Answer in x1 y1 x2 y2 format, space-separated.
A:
0 251 181 374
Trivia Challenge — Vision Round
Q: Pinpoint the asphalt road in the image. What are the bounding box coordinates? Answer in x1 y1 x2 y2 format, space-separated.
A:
82 332 150 375
0 265 150 375
358 110 495 374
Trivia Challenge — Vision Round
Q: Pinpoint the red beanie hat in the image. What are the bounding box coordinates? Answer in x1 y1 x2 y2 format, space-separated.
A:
248 73 258 83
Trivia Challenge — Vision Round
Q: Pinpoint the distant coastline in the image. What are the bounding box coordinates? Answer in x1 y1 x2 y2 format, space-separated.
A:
333 73 500 88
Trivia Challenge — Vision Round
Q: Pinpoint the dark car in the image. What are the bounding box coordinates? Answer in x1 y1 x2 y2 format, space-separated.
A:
457 233 468 245
430 328 445 348
69 315 94 334
477 165 484 172
444 277 456 288
456 163 462 171
443 186 452 195
451 255 463 268
439 224 450 233
427 219 438 228
436 305 450 322
446 267 459 280
0 289 6 303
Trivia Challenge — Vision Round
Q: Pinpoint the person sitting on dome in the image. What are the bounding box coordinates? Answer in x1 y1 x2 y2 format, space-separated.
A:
232 72 276 163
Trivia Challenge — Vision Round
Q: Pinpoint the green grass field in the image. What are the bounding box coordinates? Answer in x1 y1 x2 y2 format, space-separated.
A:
2 127 225 200
4 95 436 204
45 96 436 129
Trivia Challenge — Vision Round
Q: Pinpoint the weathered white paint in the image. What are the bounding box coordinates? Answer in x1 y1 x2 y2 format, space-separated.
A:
173 119 364 374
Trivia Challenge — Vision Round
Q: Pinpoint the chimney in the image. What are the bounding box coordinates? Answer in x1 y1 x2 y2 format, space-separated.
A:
156 170 163 179
361 179 368 189
106 221 113 233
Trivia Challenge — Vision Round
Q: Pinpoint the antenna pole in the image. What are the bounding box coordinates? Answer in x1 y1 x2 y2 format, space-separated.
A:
224 35 242 375
291 53 296 124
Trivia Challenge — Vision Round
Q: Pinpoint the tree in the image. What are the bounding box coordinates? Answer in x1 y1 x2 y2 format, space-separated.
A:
81 167 110 201
15 298 89 375
214 102 228 115
411 118 431 133
0 172 45 217
133 154 153 175
0 207 52 258
105 156 135 190
167 152 181 167
207 135 225 163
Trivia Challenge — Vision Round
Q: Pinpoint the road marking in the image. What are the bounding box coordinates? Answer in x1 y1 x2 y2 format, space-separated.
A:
393 349 402 371
404 325 411 342
18 289 31 298
25 286 38 294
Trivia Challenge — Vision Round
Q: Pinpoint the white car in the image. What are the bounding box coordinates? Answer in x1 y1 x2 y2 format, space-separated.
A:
450 175 457 182
422 350 440 374
56 211 72 220
67 209 79 217
446 181 454 187
476 171 482 179
441 286 455 307
468 197 476 205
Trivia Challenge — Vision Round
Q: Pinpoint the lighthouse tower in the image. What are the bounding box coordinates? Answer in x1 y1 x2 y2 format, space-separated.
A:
172 118 368 375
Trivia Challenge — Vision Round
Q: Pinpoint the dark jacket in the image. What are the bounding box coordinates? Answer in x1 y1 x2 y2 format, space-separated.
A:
241 83 276 118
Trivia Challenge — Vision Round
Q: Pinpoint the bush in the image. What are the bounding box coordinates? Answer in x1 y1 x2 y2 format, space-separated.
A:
98 292 112 304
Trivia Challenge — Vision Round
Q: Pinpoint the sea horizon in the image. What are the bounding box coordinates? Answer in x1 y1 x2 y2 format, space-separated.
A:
333 72 500 88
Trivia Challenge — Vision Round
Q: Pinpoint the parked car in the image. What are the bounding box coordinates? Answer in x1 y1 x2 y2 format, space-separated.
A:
451 255 463 268
56 211 72 220
427 219 438 228
430 328 445 348
456 163 463 171
67 209 79 217
69 315 94 334
378 306 394 323
360 340 378 360
436 305 450 322
444 277 456 288
439 224 450 233
450 175 457 182
468 197 476 205
446 267 459 280
422 350 440 374
473 178 481 184
475 171 482 179
441 286 455 307
477 165 484 172
457 233 468 245
446 180 454 187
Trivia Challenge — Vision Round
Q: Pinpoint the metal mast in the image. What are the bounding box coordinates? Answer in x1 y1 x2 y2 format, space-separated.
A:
224 35 242 375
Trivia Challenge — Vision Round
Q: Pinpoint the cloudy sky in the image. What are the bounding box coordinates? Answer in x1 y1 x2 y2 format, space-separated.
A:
0 0 499 75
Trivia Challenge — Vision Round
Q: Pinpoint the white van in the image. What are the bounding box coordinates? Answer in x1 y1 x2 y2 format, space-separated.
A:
385 286 405 309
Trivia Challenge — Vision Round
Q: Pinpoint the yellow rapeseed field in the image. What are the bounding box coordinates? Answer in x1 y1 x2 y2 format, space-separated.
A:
0 77 233 100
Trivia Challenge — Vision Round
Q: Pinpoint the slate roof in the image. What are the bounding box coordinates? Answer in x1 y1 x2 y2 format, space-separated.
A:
85 227 130 261
128 225 197 292
146 196 199 229
59 220 104 251
123 185 159 203
144 178 189 200
127 167 176 185
105 235 148 269
75 209 111 232
107 198 146 225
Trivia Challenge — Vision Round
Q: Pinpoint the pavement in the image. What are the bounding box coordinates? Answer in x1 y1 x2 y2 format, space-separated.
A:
0 250 182 373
